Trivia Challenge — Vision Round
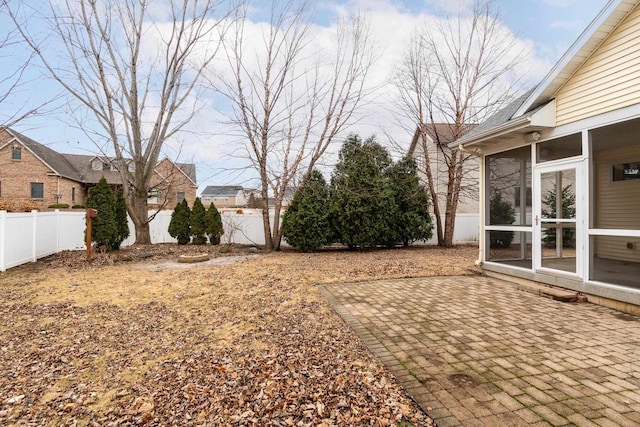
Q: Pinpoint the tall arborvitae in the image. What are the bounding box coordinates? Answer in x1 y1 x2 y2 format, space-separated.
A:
169 199 191 245
385 156 433 246
190 197 207 245
204 202 223 245
112 191 130 250
85 177 118 250
330 134 395 249
282 170 332 252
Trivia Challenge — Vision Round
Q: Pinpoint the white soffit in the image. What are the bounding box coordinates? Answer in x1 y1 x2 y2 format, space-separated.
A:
456 100 556 148
513 0 638 117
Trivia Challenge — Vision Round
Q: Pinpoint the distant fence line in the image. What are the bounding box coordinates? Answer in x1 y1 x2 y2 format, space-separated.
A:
0 210 479 272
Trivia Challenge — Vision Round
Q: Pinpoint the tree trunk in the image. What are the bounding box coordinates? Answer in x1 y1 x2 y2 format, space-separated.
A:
443 210 456 247
128 193 151 244
272 203 283 251
134 220 151 245
261 203 273 251
442 149 464 247
419 131 444 246
261 183 273 250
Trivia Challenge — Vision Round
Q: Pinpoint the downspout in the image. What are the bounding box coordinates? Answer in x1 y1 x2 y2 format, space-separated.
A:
458 144 484 266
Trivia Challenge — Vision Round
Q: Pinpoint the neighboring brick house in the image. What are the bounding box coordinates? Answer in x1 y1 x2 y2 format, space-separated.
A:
0 128 197 210
201 185 246 208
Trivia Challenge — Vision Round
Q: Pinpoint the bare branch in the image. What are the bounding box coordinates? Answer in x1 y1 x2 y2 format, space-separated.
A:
4 0 235 244
392 0 524 246
217 0 375 250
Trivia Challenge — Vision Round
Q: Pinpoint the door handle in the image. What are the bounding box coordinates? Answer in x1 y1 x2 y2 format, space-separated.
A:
535 215 539 226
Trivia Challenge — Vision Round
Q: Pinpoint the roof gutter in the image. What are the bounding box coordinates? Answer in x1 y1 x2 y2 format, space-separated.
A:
451 116 532 149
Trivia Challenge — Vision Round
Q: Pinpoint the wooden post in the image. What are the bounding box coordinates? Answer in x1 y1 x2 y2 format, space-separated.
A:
86 208 98 260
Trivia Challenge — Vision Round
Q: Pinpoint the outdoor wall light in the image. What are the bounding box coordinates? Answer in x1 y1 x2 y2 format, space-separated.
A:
524 131 542 142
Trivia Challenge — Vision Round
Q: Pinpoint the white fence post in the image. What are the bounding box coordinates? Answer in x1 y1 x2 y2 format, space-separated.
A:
31 210 37 262
56 209 60 252
0 211 6 272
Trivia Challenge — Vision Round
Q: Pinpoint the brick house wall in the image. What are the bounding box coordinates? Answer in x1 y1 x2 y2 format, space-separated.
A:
0 138 84 209
149 158 197 209
1 129 196 211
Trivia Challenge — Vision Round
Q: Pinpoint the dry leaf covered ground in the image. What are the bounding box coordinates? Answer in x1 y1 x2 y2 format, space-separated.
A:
0 244 480 426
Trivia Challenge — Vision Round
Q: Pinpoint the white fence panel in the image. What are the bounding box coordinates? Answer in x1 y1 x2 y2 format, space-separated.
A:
220 213 273 246
35 211 59 259
151 211 175 244
424 213 480 245
1 211 36 270
57 212 87 251
1 209 479 272
121 211 176 247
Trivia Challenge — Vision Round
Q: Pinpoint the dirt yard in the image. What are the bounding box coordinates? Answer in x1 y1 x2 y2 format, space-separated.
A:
0 244 480 426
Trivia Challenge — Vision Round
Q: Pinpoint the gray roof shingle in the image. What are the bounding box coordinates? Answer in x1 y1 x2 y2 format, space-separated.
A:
459 89 535 141
201 185 243 196
7 129 197 186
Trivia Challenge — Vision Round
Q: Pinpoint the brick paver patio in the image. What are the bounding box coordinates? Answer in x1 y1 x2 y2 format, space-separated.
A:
319 276 640 426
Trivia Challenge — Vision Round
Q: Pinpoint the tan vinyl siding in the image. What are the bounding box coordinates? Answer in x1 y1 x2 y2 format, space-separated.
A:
594 145 640 263
556 4 640 126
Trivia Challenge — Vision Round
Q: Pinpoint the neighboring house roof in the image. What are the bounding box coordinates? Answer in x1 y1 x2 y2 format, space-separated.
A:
456 0 638 148
153 158 198 187
3 128 197 186
201 185 244 197
5 129 81 182
408 123 476 155
63 153 123 184
175 162 197 186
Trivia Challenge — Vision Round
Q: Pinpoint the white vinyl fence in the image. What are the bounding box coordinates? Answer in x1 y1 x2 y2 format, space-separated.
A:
0 209 479 272
0 210 87 272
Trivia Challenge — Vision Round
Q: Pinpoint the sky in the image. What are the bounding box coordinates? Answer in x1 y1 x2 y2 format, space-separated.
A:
0 0 609 194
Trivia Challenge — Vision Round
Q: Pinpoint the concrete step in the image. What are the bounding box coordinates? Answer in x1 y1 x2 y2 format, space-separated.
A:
485 271 579 302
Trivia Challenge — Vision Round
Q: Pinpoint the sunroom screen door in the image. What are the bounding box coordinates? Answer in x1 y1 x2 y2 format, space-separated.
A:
533 161 583 277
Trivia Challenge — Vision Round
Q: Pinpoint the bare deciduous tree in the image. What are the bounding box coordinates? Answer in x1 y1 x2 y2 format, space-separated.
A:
393 0 525 247
0 0 56 131
4 0 233 244
218 0 374 251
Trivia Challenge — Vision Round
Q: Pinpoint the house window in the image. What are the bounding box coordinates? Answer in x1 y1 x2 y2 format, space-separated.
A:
147 189 161 204
72 187 76 203
177 192 185 203
536 133 581 163
92 159 102 170
31 182 44 199
12 146 21 160
128 162 135 172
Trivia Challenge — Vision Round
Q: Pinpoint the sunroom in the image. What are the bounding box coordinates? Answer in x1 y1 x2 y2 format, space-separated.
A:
456 0 640 307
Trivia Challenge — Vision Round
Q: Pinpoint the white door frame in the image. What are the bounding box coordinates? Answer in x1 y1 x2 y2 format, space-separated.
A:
533 159 584 277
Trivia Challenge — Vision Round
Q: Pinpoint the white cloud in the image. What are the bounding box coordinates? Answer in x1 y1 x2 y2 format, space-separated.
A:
181 0 558 186
12 0 558 189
